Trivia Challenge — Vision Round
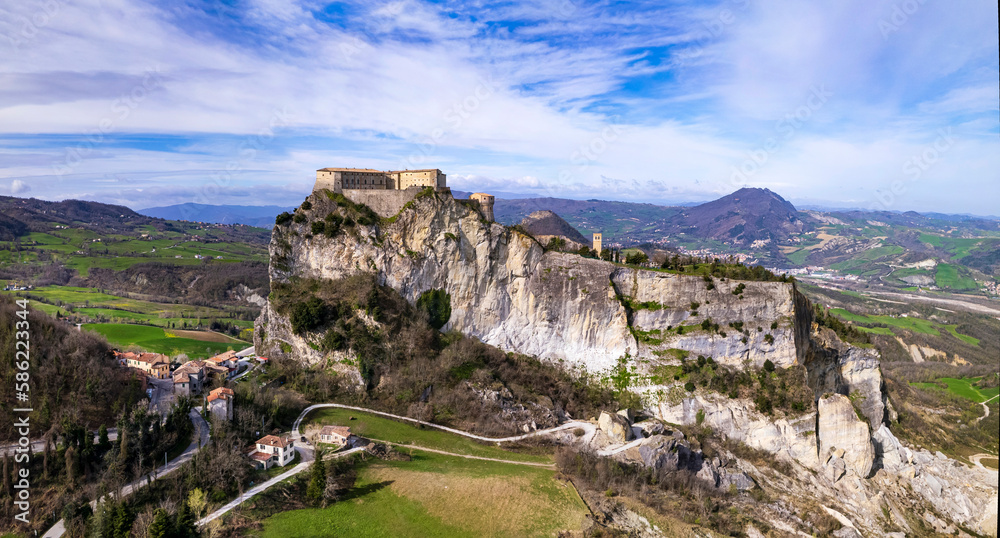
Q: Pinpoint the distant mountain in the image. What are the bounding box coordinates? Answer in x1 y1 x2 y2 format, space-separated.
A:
664 188 811 245
139 203 294 228
519 210 590 247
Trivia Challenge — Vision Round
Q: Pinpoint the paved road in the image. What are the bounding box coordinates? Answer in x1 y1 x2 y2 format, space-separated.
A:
2 428 119 458
293 403 600 445
196 447 366 527
231 359 258 382
42 409 209 538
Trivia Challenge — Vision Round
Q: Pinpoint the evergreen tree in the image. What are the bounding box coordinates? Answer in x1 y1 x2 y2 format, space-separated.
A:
176 500 197 538
306 449 326 503
65 445 77 488
147 508 173 538
99 424 110 451
112 501 133 538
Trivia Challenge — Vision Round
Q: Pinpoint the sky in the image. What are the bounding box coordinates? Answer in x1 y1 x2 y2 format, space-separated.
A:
0 0 997 215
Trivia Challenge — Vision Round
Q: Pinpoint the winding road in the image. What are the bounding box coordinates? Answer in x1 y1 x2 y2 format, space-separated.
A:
194 402 629 527
292 403 612 449
975 394 998 423
42 409 210 538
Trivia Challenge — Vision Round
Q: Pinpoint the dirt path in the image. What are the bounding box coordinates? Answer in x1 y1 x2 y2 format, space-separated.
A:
975 394 998 423
969 453 998 469
372 439 556 468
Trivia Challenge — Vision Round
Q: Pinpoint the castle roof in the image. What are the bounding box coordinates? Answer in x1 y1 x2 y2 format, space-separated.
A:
318 167 384 173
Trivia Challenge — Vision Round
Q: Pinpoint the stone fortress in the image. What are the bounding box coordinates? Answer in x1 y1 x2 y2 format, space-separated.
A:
314 167 494 222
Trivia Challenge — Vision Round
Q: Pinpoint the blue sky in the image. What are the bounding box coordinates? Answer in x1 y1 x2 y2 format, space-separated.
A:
0 0 997 214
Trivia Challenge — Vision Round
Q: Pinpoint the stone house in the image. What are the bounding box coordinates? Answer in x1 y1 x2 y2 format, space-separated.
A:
318 425 353 446
206 386 234 421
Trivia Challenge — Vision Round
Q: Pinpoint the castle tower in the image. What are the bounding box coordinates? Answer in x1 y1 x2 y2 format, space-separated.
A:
470 193 495 222
593 233 602 255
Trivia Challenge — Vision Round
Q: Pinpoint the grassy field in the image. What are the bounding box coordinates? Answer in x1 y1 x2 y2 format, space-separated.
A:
257 451 587 538
830 308 940 336
24 285 254 328
935 263 978 290
302 408 552 464
5 223 268 277
785 248 810 265
911 377 1000 404
83 323 243 357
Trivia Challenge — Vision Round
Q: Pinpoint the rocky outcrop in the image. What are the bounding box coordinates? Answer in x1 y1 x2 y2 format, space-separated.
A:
817 394 874 478
258 190 804 373
597 411 634 443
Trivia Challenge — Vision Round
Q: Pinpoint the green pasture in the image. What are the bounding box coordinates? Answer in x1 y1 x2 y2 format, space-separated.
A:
935 264 978 291
911 377 999 404
83 323 240 358
256 451 585 538
302 407 551 464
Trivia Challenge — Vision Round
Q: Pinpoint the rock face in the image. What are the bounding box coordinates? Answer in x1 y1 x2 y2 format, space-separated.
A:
257 190 806 373
598 411 634 443
817 394 874 478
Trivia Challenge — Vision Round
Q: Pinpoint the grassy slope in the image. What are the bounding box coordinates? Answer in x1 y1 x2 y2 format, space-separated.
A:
303 408 552 464
258 452 586 538
911 377 1000 404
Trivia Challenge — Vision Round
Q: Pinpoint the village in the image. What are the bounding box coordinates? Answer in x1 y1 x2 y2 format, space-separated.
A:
113 348 360 473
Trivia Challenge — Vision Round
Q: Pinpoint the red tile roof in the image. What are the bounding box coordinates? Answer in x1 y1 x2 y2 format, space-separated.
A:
256 435 291 449
249 451 272 462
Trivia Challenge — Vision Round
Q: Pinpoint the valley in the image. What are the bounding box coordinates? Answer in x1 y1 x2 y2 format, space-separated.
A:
1 187 996 538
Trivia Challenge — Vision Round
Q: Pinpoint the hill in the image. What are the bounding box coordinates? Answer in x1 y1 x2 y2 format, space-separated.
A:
663 187 811 245
139 203 295 228
518 210 589 247
0 293 145 441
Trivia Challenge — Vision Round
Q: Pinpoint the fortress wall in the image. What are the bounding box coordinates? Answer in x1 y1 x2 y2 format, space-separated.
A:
342 188 423 218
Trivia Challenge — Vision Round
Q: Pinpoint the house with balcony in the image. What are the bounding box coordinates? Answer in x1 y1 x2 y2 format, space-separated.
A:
247 435 296 470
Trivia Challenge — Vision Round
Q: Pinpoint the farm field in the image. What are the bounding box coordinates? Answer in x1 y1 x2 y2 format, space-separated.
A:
828 308 979 345
21 285 255 328
302 408 552 464
934 263 978 291
911 377 1000 404
2 220 268 277
257 451 586 538
83 323 244 357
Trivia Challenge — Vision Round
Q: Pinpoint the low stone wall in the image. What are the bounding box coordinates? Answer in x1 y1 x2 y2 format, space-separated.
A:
342 188 422 218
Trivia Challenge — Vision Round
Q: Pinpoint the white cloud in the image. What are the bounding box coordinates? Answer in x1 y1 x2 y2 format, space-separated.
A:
0 0 995 214
10 180 31 194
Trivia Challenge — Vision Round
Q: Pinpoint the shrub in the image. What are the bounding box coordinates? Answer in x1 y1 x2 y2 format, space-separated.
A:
275 212 293 226
293 213 307 224
416 289 452 330
684 382 696 392
573 428 585 437
300 200 313 211
290 297 331 335
770 321 778 330
311 221 326 235
764 334 774 345
732 283 746 296
625 252 649 265
763 359 775 373
696 409 706 425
